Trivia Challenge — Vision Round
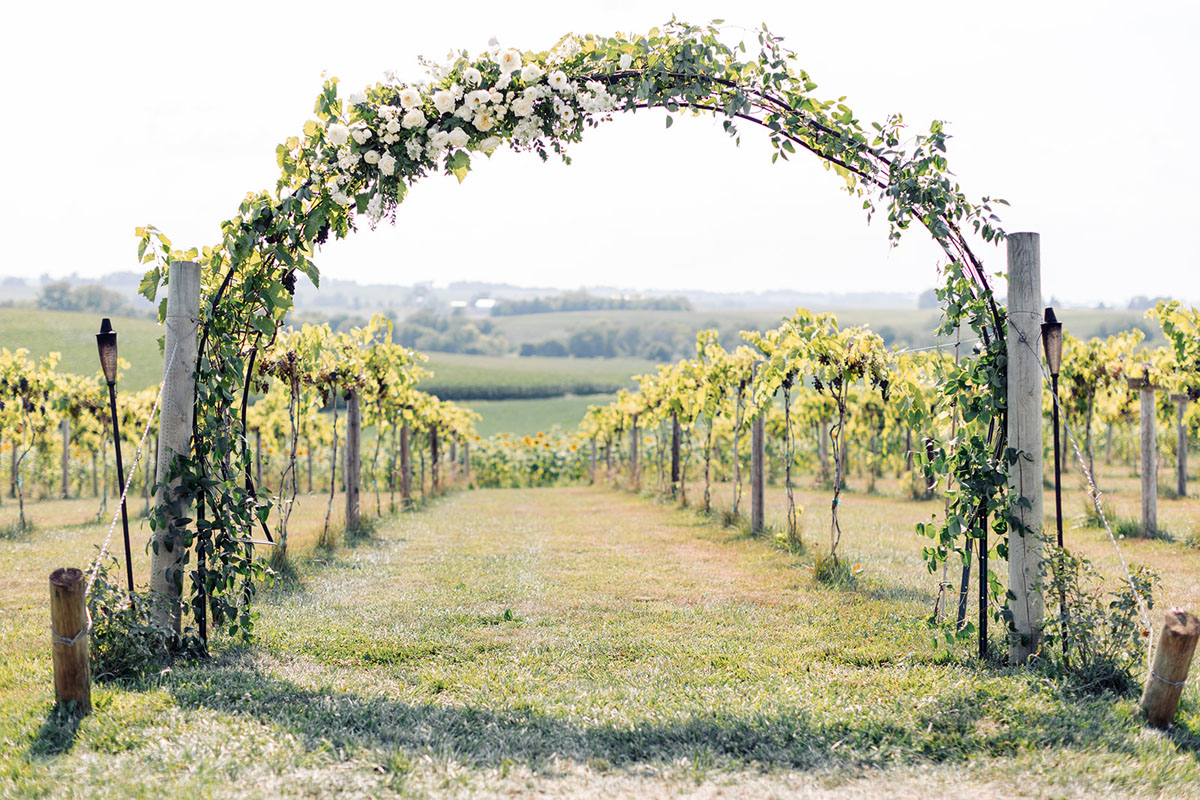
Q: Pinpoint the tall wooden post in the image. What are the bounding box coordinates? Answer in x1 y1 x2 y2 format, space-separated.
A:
60 418 71 499
1173 394 1188 498
670 413 681 498
430 426 440 493
1137 380 1157 536
751 412 765 532
463 440 470 482
629 414 639 490
589 436 597 485
1006 233 1045 665
49 567 90 712
449 437 457 481
345 390 361 532
150 260 200 634
10 439 17 498
400 424 411 508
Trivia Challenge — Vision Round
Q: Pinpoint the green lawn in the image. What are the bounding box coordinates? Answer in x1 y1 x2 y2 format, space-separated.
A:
2 469 1198 798
418 352 653 400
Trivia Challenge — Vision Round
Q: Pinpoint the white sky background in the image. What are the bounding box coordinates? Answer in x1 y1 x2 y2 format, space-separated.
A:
1 0 1196 304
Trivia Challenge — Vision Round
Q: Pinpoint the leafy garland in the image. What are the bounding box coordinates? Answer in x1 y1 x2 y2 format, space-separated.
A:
136 18 1010 647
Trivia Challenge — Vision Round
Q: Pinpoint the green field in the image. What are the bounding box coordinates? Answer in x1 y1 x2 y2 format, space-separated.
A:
466 393 617 437
418 352 652 399
0 308 164 390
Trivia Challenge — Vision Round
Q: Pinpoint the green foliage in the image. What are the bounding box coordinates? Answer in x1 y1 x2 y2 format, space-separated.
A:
87 558 179 684
1040 547 1156 694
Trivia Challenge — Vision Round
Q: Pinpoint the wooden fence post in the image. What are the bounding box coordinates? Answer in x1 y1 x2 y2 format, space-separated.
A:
49 567 90 712
1006 232 1045 665
464 439 470 483
751 412 765 532
60 418 71 499
430 426 440 493
670 413 681 498
10 440 17 498
1141 609 1200 728
1133 379 1157 536
150 260 200 634
345 389 361 532
589 436 597 485
1173 394 1188 498
629 414 639 491
400 423 411 508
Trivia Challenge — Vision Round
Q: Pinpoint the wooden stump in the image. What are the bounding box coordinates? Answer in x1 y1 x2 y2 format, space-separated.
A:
50 568 90 713
1141 609 1200 728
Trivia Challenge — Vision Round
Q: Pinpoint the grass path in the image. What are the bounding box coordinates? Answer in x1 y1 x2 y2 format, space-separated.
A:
2 486 1199 798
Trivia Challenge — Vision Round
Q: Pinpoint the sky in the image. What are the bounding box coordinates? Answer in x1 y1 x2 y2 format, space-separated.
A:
1 0 1196 305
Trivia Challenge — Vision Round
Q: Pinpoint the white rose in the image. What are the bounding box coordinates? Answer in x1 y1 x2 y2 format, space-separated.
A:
326 123 350 146
363 149 381 165
511 97 535 117
432 90 456 114
399 87 422 108
431 130 451 149
495 71 511 90
619 53 632 70
402 108 427 129
463 67 482 86
351 127 372 145
473 109 496 131
379 152 397 176
498 49 521 73
549 71 569 91
521 64 543 83
331 190 352 207
476 136 502 153
464 89 491 111
386 118 401 134
448 128 469 148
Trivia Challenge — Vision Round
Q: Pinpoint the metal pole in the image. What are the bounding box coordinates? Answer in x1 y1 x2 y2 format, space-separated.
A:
1052 374 1063 548
107 383 134 593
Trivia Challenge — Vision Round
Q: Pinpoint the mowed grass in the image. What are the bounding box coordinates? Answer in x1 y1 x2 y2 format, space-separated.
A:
2 461 1200 798
468 393 617 437
0 308 164 390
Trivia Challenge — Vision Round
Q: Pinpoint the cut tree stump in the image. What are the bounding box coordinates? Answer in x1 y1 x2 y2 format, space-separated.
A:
1141 608 1200 728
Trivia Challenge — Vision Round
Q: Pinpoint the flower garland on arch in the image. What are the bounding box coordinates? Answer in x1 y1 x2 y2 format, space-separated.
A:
138 18 1011 647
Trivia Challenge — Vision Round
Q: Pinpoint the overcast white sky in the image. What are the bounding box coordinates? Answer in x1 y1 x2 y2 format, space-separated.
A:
1 0 1196 305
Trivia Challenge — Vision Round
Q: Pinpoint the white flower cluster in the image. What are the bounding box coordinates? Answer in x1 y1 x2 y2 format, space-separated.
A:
319 49 616 219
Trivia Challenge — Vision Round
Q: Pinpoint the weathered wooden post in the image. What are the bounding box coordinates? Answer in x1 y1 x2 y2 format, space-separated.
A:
629 414 640 491
751 412 765 532
400 423 412 508
49 567 90 712
9 441 16 498
463 439 470 483
150 260 200 633
1130 377 1157 536
60 418 71 498
430 426 440 493
1141 608 1200 728
345 389 361 532
449 437 457 482
589 436 597 485
670 412 681 499
1006 232 1045 665
1173 394 1188 498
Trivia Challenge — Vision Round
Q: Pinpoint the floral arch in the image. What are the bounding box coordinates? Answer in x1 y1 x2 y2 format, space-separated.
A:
138 19 1011 643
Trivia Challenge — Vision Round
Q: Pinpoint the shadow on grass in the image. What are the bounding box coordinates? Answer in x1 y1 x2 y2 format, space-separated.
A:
27 704 85 759
164 652 1200 774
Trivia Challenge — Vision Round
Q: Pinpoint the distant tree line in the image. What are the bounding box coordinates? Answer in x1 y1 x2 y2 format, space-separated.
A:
490 291 691 316
37 281 139 316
